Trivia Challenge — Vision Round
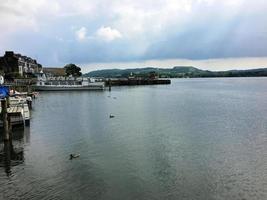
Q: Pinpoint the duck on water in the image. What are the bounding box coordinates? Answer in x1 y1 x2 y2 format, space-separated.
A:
70 154 80 160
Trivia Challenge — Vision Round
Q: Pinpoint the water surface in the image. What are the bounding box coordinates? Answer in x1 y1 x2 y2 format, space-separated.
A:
1 78 267 200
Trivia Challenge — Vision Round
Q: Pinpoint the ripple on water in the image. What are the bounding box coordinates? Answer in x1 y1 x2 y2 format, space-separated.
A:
1 78 267 200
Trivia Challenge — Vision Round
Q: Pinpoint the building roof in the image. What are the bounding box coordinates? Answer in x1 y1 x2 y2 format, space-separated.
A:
43 67 66 76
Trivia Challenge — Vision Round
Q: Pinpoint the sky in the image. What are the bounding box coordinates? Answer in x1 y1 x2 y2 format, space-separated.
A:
0 0 267 72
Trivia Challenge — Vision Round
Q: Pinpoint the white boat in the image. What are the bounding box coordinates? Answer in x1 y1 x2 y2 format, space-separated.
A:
9 97 31 127
34 75 105 91
0 97 30 128
23 102 30 126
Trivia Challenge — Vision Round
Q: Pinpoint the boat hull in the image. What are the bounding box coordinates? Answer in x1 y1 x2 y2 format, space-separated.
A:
34 85 104 91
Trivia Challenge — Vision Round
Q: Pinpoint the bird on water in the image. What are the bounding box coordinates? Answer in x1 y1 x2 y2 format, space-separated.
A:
70 154 80 160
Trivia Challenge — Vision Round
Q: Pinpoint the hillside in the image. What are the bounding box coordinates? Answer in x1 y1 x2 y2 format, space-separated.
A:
84 66 267 78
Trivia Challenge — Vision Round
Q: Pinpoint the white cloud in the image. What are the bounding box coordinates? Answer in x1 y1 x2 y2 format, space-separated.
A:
75 27 87 41
0 0 60 32
197 0 242 6
1 0 267 66
109 1 199 41
96 26 122 42
110 0 248 40
0 0 260 41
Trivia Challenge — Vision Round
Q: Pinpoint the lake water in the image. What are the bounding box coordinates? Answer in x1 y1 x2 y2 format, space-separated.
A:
1 78 267 200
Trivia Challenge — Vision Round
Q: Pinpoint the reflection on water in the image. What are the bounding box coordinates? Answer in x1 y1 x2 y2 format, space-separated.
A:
0 129 25 176
0 78 267 200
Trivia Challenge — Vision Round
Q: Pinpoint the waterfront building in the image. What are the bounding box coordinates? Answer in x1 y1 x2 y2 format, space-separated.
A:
0 51 42 78
42 67 66 78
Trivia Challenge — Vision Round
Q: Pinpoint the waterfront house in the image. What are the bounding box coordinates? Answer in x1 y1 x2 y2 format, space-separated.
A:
0 51 42 78
42 67 66 78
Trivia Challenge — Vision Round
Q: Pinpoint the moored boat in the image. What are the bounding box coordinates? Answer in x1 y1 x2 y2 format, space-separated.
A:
34 76 105 91
0 96 30 128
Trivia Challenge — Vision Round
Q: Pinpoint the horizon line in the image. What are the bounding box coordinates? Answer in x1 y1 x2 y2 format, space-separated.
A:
42 57 267 73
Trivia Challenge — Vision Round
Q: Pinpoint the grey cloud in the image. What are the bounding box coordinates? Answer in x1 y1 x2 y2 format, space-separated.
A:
0 5 24 16
1 0 267 66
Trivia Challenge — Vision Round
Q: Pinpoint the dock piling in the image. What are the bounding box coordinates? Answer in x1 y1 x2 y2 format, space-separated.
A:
1 98 10 141
108 79 111 91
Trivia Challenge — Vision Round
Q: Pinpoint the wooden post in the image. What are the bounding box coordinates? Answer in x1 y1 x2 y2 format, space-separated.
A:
7 96 12 140
1 98 9 141
108 79 111 91
4 140 11 176
7 115 12 141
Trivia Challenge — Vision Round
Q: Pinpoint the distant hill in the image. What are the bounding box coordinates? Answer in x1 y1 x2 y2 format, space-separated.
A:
84 66 267 78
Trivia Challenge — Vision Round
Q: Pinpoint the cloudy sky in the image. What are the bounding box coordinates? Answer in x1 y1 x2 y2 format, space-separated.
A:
0 0 267 72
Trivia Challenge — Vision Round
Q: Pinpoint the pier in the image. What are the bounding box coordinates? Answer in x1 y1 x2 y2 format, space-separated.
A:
105 78 171 86
1 98 32 130
1 86 34 142
1 98 9 141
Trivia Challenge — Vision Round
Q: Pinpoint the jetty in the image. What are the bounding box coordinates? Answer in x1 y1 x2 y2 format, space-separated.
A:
0 97 32 130
1 87 34 136
105 78 171 86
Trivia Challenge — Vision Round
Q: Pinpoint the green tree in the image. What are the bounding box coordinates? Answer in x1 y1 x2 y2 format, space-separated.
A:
64 63 82 77
148 71 157 79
